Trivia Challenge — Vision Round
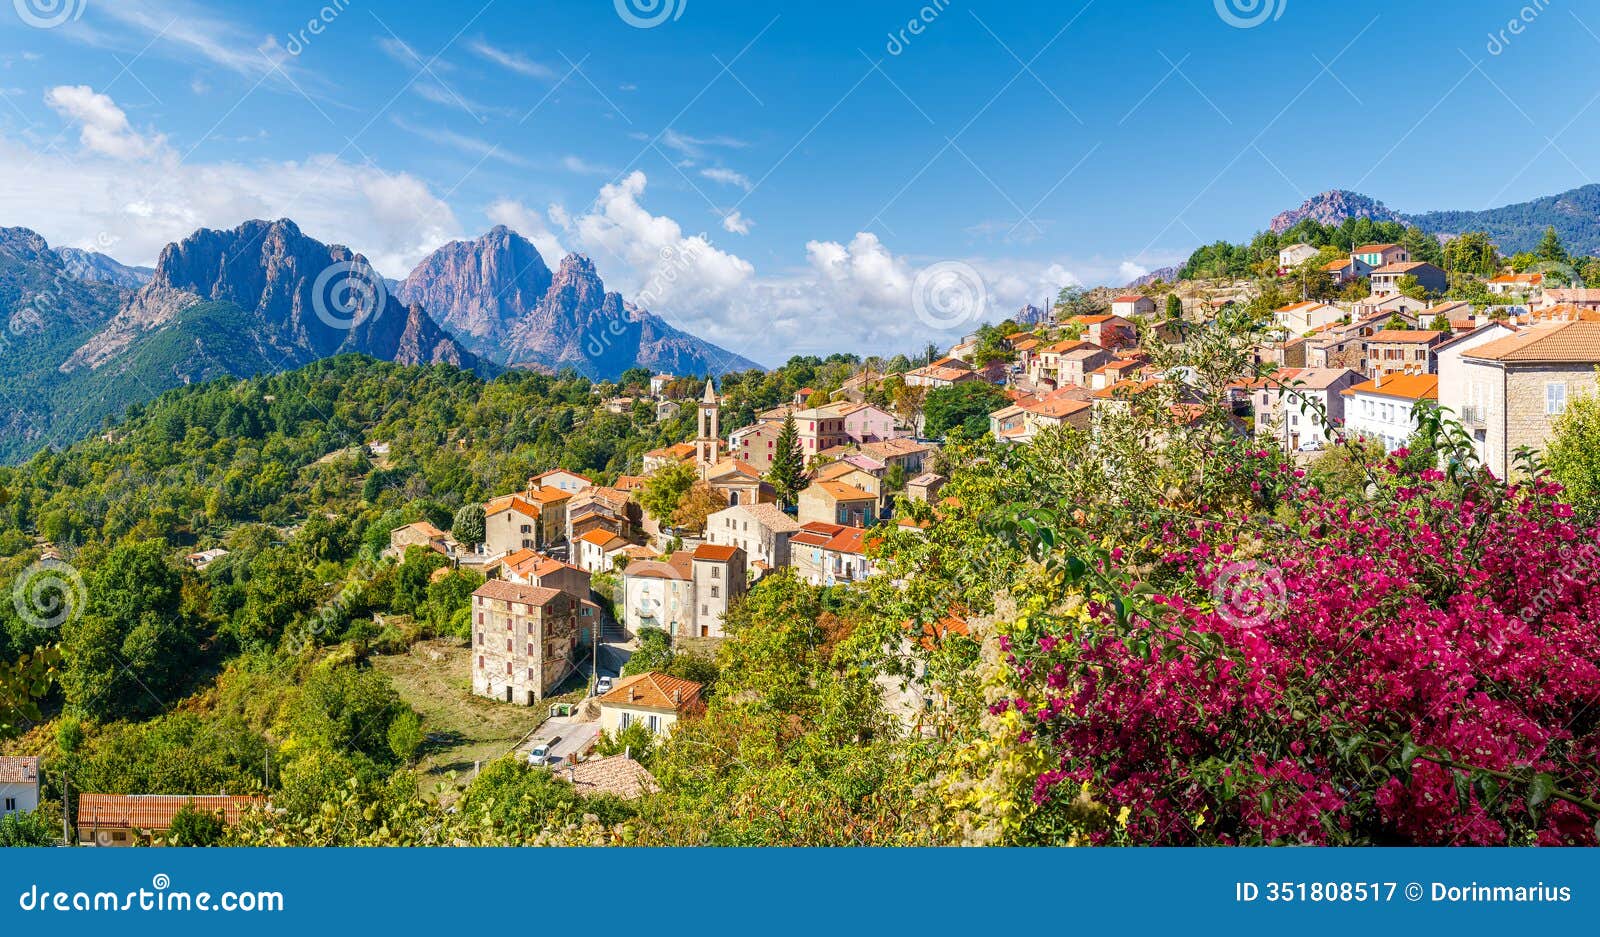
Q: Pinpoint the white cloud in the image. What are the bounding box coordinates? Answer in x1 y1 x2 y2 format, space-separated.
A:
1118 260 1149 283
91 1 293 81
656 128 747 161
468 40 555 80
412 80 511 119
0 97 462 277
45 85 164 160
721 210 752 235
701 167 753 191
561 154 611 176
390 115 529 167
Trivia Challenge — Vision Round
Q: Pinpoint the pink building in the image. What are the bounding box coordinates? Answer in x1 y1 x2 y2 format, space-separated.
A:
842 403 898 444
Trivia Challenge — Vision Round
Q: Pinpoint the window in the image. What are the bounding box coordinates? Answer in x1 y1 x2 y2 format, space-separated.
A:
712 567 721 579
1547 382 1568 416
478 655 484 669
648 715 662 733
4 798 14 812
710 585 719 598
620 712 632 729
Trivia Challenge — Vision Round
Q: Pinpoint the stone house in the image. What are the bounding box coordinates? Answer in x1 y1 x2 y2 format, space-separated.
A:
1364 329 1447 380
621 553 696 638
789 521 847 585
1370 262 1447 297
1108 295 1155 319
1249 367 1363 451
705 502 800 569
1455 322 1600 478
798 480 878 527
573 529 630 574
730 421 782 472
470 580 581 704
690 544 746 638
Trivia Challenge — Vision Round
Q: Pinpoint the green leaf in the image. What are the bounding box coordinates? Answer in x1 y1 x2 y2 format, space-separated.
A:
1527 773 1556 810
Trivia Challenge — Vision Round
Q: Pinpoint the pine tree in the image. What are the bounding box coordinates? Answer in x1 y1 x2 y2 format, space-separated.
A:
1536 226 1568 264
767 413 806 509
1165 293 1183 319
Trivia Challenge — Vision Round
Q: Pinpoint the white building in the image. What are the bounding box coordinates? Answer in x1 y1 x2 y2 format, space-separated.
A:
705 502 800 569
0 756 39 818
1251 367 1363 452
1278 243 1319 269
1340 373 1439 453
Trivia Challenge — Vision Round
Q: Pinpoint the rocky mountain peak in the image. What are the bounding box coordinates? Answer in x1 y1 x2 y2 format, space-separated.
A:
1269 190 1405 234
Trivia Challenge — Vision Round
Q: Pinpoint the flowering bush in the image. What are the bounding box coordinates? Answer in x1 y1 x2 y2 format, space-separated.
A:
1000 452 1600 845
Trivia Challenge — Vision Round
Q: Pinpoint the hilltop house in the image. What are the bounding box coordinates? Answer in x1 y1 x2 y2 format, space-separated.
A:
1109 295 1155 319
1273 301 1345 335
1352 243 1410 268
621 546 746 639
1487 272 1544 297
470 580 581 704
573 529 632 574
690 544 747 638
1324 256 1373 285
1370 262 1447 297
598 672 705 738
0 756 39 819
730 421 782 472
1278 243 1319 269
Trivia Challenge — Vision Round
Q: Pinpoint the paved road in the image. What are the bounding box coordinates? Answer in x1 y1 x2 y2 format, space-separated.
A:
518 716 601 767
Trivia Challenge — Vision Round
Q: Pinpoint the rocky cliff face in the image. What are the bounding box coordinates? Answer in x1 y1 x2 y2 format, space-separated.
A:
399 227 761 379
1269 190 1406 233
66 219 475 373
53 247 154 289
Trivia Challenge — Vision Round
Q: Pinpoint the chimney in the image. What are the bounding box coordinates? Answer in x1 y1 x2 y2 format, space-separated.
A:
673 688 681 704
629 686 637 702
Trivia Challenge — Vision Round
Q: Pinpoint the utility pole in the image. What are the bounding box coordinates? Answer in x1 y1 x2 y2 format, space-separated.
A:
61 772 71 847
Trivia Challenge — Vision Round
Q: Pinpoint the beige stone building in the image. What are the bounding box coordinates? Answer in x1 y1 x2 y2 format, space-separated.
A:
705 502 800 569
1455 322 1600 478
470 580 581 705
691 543 747 638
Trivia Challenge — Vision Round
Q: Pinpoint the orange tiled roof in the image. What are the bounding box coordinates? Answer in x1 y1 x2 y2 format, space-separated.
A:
1463 321 1600 363
693 543 740 562
1341 373 1439 401
0 756 38 784
473 579 564 606
76 794 264 831
600 672 705 713
1367 329 1444 343
485 495 540 519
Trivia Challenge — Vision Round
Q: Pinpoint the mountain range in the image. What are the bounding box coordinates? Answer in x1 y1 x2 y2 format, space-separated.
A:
1267 184 1600 256
0 220 758 463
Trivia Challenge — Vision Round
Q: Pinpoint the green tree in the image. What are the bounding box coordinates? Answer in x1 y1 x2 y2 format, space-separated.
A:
766 414 806 508
593 720 658 763
165 803 226 846
1536 225 1568 264
924 382 1012 439
451 503 486 545
1545 382 1600 520
1165 294 1183 320
0 811 59 847
387 710 424 763
1397 275 1427 301
1429 313 1452 332
639 461 697 523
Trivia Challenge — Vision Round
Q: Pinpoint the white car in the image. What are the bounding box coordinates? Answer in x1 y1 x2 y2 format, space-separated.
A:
594 676 614 696
527 737 560 765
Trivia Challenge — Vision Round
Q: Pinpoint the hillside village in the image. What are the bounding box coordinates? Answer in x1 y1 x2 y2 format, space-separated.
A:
5 216 1600 847
344 227 1600 810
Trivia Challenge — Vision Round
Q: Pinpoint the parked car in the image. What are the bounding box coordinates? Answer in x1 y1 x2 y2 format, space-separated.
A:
528 737 561 765
594 676 614 696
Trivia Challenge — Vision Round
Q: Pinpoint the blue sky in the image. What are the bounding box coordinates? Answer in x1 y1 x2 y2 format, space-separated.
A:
0 0 1596 363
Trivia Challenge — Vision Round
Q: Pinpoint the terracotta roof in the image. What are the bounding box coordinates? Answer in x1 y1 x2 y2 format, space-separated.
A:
644 442 696 460
1489 273 1543 285
913 614 970 650
810 480 876 502
1354 243 1400 252
1022 394 1093 419
75 794 264 831
1372 261 1436 274
614 475 648 492
619 545 658 560
392 521 447 539
473 579 564 606
599 672 704 713
1367 330 1444 343
1324 258 1354 270
791 521 847 547
1109 296 1145 305
561 754 661 800
576 529 628 550
693 543 740 562
1463 321 1600 363
1341 374 1439 401
524 486 573 505
1011 338 1040 351
0 755 38 784
530 469 593 485
485 495 540 519
1274 300 1322 313
623 559 691 581
859 438 931 458
822 526 872 555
